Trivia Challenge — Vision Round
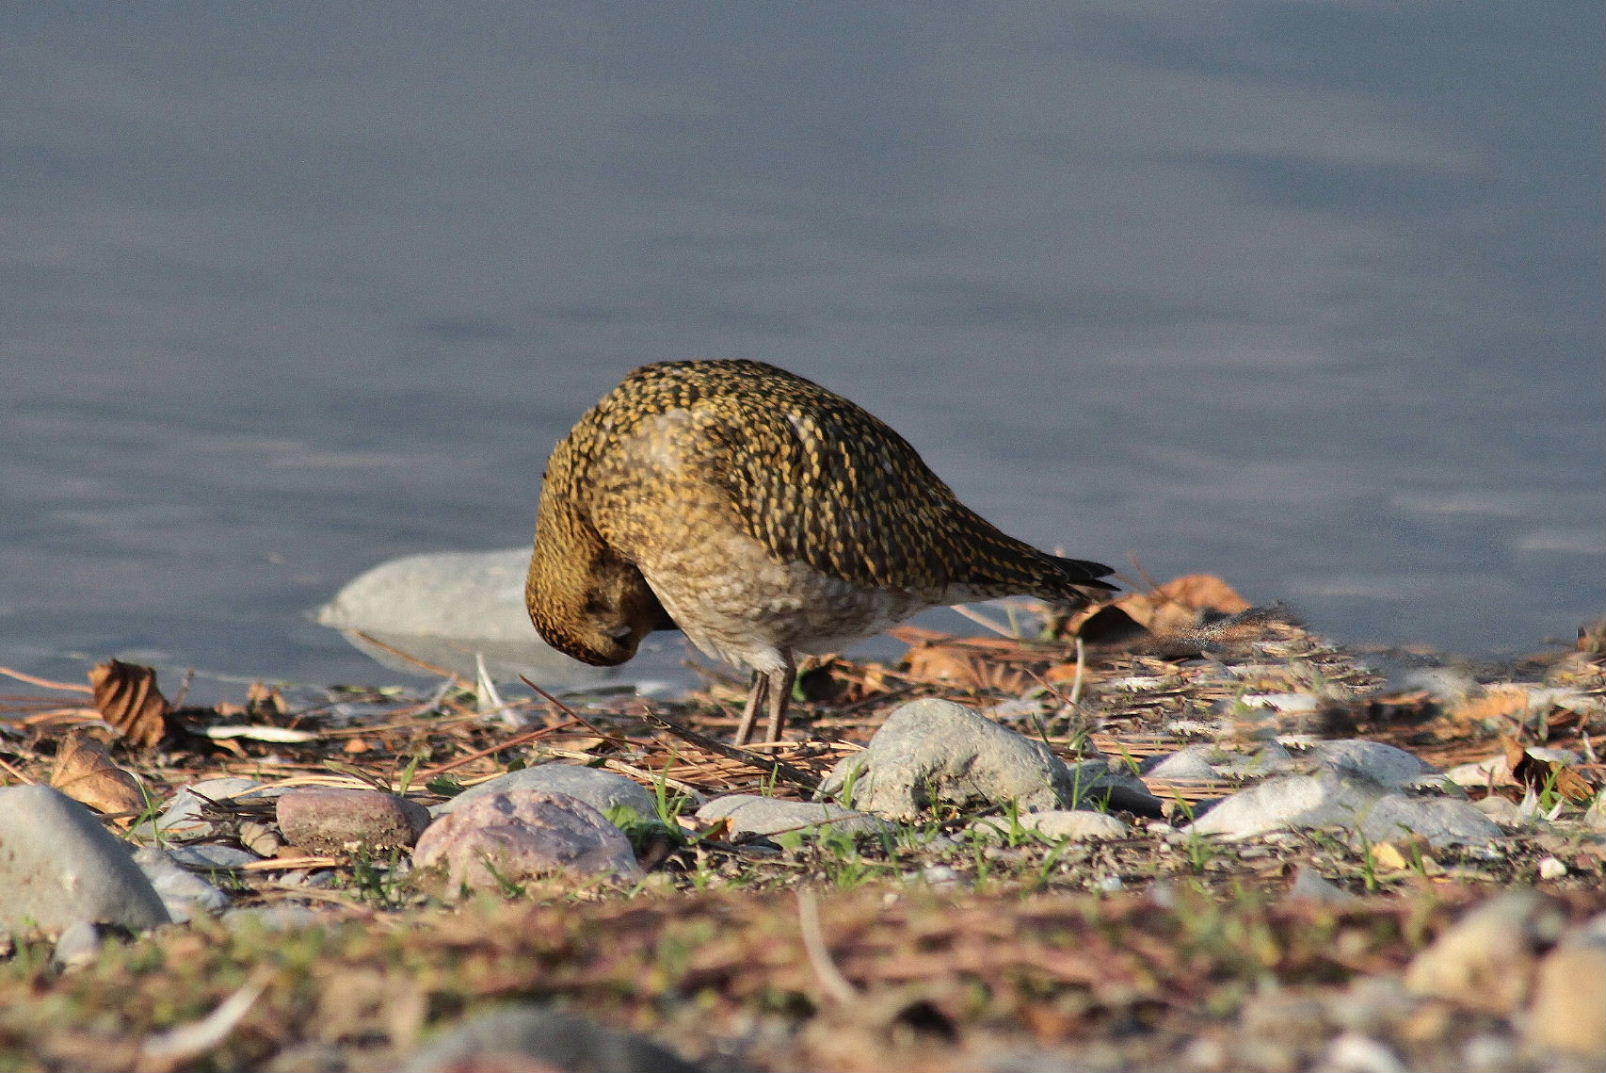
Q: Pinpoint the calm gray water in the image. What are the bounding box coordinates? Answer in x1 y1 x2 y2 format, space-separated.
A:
3 5 1601 697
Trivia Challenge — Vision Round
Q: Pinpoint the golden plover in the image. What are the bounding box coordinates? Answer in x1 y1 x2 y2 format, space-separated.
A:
526 359 1115 743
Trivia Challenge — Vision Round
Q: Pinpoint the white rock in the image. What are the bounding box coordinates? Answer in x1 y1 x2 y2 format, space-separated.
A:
437 763 668 820
1321 1032 1405 1073
696 794 892 837
412 790 642 894
51 921 106 971
1306 740 1442 788
132 847 231 922
315 549 615 685
134 778 282 842
1187 772 1500 848
1284 864 1360 906
1016 809 1131 841
168 844 261 869
0 785 171 935
818 699 1090 818
1142 747 1220 780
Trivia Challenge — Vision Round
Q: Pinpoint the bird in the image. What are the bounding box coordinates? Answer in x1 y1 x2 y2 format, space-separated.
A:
525 359 1116 745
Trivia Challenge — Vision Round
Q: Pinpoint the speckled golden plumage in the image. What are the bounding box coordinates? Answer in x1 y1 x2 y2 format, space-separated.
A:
526 359 1115 743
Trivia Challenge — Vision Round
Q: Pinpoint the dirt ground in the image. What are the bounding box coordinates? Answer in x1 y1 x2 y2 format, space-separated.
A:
0 584 1601 1071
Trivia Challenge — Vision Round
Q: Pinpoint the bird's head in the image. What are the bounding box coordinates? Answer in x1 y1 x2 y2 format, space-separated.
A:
526 496 672 667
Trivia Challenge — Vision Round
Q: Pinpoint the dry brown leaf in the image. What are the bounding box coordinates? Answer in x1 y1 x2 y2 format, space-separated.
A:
51 730 147 820
89 658 171 748
1452 686 1536 725
246 680 287 719
903 645 981 685
1114 574 1251 636
1506 736 1598 803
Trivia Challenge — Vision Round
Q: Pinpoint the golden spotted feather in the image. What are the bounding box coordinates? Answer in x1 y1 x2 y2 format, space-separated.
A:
527 359 1115 743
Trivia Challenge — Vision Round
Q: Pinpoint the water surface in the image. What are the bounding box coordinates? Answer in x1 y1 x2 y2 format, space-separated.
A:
2 5 1600 698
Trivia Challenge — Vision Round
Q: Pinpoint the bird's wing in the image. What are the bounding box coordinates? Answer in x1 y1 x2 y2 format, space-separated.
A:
699 390 1027 593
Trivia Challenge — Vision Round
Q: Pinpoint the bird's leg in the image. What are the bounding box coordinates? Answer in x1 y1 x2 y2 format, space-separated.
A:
762 656 796 744
733 671 769 746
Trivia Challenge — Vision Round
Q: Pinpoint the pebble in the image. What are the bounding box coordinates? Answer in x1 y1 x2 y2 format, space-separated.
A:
1321 1032 1405 1073
917 864 964 888
132 847 232 922
403 1003 703 1073
1013 809 1131 841
1284 864 1360 906
818 698 1091 818
1187 772 1501 849
696 794 893 837
1142 747 1219 780
1404 890 1565 1013
0 784 170 936
437 763 668 821
50 921 107 971
167 844 261 870
1525 937 1606 1061
134 778 284 843
275 786 432 855
412 790 642 895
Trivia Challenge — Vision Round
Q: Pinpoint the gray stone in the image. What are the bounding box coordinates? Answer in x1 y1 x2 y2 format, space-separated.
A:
1015 809 1131 841
0 784 171 935
1142 747 1220 780
276 787 431 855
405 1004 702 1073
51 921 107 971
1068 761 1168 817
132 846 232 922
696 794 894 837
315 549 617 686
1187 772 1501 849
818 699 1089 818
135 778 283 842
168 844 261 870
1283 864 1360 906
412 790 642 894
1212 740 1299 777
438 763 665 821
1306 739 1443 788
1361 793 1503 848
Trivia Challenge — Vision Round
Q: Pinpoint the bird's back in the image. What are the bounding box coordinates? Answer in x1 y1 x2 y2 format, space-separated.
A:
558 360 1114 608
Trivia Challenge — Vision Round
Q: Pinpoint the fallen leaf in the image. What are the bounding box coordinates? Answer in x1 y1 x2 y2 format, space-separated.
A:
1114 574 1250 636
1506 736 1598 803
89 659 171 748
1370 841 1409 872
1453 686 1538 725
51 730 147 820
246 680 287 719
